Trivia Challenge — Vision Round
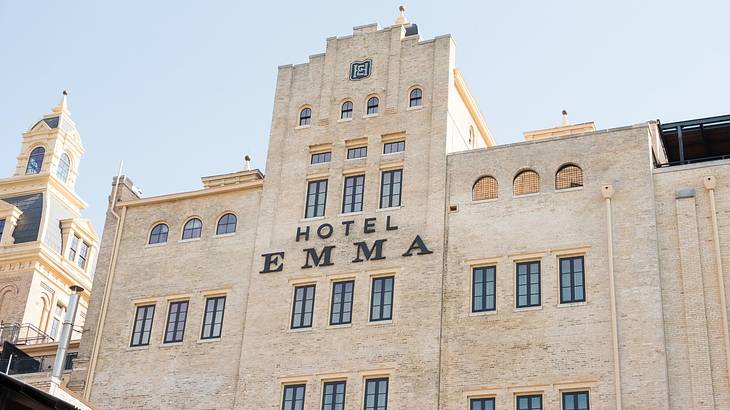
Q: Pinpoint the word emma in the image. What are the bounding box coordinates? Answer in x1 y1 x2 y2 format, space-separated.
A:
259 216 432 273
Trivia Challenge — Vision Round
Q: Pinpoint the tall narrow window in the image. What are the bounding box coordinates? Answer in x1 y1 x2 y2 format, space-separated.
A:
50 304 65 340
470 398 495 410
291 285 315 329
164 301 188 343
555 164 583 190
299 108 312 126
149 223 169 244
517 395 542 410
0 219 5 242
77 241 89 270
379 170 402 209
409 88 422 107
130 304 155 347
305 179 328 218
516 261 541 308
311 152 332 164
367 97 379 115
562 391 589 410
383 141 405 154
68 235 79 262
282 384 306 410
330 280 354 325
370 276 394 322
25 147 45 175
182 218 202 240
472 266 496 312
347 146 367 159
56 153 71 182
341 101 353 119
322 381 346 410
560 256 585 303
201 296 225 339
216 213 237 235
364 378 389 410
342 175 365 214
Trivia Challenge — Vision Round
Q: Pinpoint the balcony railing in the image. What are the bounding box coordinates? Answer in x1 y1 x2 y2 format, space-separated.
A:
0 352 77 376
0 322 54 346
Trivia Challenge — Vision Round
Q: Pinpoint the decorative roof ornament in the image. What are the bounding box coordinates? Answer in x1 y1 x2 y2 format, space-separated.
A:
561 109 570 126
52 90 70 115
395 5 408 25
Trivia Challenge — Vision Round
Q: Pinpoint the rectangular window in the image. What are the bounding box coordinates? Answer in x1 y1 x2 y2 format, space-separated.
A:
330 281 354 325
311 152 332 164
130 304 155 347
306 179 328 218
364 378 388 410
470 398 495 410
370 277 394 322
347 146 367 159
472 266 496 312
68 235 79 261
201 296 225 339
77 242 89 269
50 304 65 340
0 219 5 241
516 261 541 308
383 140 405 154
562 391 589 410
342 175 365 214
282 384 306 410
291 285 315 329
560 256 585 303
517 395 542 410
164 300 188 343
322 380 346 410
379 170 402 209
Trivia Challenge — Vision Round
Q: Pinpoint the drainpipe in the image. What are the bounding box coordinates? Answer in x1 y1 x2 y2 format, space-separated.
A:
703 176 730 386
602 184 623 410
51 285 84 382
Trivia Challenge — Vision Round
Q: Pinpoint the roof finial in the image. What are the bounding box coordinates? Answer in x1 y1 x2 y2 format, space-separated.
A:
395 5 408 25
561 109 570 126
244 154 252 171
53 90 69 114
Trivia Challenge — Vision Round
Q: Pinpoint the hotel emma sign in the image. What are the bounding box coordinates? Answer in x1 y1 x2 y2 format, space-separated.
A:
259 215 432 273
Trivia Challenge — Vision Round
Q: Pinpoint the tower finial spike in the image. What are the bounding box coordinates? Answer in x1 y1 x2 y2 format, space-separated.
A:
53 90 69 114
395 5 408 25
561 109 570 126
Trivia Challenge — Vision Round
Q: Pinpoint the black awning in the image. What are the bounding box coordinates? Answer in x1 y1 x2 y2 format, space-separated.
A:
0 371 80 410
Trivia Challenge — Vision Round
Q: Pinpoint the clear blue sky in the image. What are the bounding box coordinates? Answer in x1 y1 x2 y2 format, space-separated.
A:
1 1 728 230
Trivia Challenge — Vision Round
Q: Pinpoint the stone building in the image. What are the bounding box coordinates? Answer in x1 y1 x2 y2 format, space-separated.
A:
0 93 98 384
69 10 730 410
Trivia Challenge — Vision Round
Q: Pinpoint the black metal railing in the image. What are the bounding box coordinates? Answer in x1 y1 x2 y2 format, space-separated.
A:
0 352 77 376
0 323 54 345
655 153 730 168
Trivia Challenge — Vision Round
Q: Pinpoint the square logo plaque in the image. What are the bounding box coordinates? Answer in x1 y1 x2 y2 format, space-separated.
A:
349 60 372 80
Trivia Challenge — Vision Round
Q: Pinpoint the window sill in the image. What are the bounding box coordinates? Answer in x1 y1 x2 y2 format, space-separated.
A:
366 319 393 327
406 105 423 111
363 113 379 119
514 305 543 313
126 345 150 352
513 192 540 198
197 337 222 344
160 342 183 348
557 301 587 308
287 327 314 333
470 198 499 205
295 125 311 130
345 156 367 161
338 117 353 123
213 233 236 239
327 323 352 329
144 242 167 249
338 211 363 217
382 151 405 157
556 186 584 193
309 162 331 167
179 238 201 243
300 216 326 223
469 309 497 317
376 206 402 213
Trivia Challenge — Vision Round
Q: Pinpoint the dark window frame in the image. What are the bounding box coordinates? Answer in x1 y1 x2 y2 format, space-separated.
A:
311 151 332 164
382 140 405 154
330 280 354 326
149 223 169 244
282 384 306 410
0 219 5 242
164 300 189 343
562 391 589 410
516 261 541 308
347 146 368 160
409 88 422 107
366 96 379 115
370 276 394 322
379 170 402 209
68 235 79 261
341 101 353 119
299 108 312 126
25 146 45 175
322 380 346 410
291 284 316 329
363 377 389 410
517 394 543 410
201 296 226 339
57 153 71 182
472 266 496 313
470 397 495 410
216 213 237 235
77 241 89 269
182 218 202 240
130 304 155 347
305 179 328 218
342 175 365 214
559 256 586 304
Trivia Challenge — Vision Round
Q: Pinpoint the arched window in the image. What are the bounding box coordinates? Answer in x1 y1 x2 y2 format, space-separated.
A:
25 147 45 175
216 213 237 235
473 176 498 201
555 164 584 190
409 88 422 107
341 101 353 119
513 170 540 196
182 218 202 240
367 97 379 115
148 223 169 244
56 153 71 183
299 108 312 126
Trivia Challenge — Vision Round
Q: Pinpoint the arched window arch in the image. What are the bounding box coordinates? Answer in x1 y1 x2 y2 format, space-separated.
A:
182 218 202 240
148 223 169 244
216 213 237 235
555 164 584 190
299 107 312 126
513 170 540 196
25 147 45 175
367 96 379 115
473 176 498 201
409 88 423 107
56 153 71 183
340 101 353 119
